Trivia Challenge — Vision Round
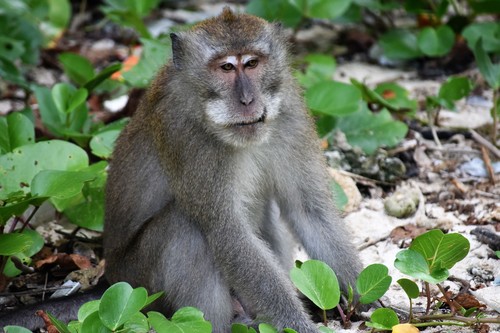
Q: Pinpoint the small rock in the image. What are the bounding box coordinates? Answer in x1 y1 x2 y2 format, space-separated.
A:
384 187 420 218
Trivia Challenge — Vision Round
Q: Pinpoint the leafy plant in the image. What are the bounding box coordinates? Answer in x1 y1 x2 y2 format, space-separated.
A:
101 0 161 38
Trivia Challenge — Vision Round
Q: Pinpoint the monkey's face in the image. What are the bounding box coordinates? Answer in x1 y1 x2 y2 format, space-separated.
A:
201 52 282 147
169 10 289 148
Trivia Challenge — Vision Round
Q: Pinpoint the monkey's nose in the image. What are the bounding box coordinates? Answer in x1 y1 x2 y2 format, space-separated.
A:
240 95 254 105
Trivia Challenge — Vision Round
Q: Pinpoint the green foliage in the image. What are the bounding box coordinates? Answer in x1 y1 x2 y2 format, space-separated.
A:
0 112 35 154
330 180 348 211
417 25 455 57
366 308 399 330
247 0 302 27
463 22 500 53
473 38 500 89
122 38 171 87
101 0 161 38
335 106 409 155
3 326 32 333
397 278 420 299
352 79 417 113
427 76 473 110
379 30 422 60
394 229 470 283
290 259 341 310
2 229 44 277
356 263 392 304
295 54 336 89
306 81 362 116
289 0 352 19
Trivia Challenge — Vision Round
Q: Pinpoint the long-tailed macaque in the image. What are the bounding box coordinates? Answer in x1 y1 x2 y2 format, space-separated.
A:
104 8 362 332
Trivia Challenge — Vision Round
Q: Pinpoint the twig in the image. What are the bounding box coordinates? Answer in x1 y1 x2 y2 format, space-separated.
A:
480 146 496 185
470 129 500 159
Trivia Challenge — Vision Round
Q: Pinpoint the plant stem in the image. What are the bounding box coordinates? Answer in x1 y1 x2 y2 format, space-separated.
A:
417 314 500 324
426 109 442 147
322 309 327 326
492 89 498 144
437 283 456 314
424 282 431 315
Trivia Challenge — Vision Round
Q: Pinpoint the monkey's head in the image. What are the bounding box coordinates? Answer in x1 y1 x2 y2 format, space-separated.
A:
170 8 290 147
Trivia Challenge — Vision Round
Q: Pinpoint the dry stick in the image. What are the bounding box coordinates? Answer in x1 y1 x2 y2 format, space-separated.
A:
470 129 500 159
481 146 496 185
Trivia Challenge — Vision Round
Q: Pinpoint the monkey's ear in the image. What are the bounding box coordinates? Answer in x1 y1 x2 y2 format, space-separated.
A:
170 32 183 70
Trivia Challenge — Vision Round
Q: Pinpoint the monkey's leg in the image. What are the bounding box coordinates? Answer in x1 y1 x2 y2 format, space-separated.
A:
116 206 234 332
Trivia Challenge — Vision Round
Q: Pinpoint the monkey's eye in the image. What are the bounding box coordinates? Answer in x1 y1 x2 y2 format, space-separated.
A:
220 63 235 71
245 59 259 69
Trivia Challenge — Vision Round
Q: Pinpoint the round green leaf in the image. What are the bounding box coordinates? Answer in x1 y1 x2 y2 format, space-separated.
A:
356 264 392 304
0 112 34 153
99 282 148 330
336 107 408 155
410 229 470 270
417 25 455 57
32 170 95 200
148 308 212 333
67 88 88 114
291 0 352 19
306 81 362 116
290 259 340 310
0 233 32 256
438 77 473 105
394 249 449 284
59 53 95 86
78 300 100 322
81 311 112 333
0 140 88 199
258 323 278 333
366 308 399 330
90 130 120 159
397 278 420 299
4 326 33 333
379 30 421 60
247 0 302 28
123 312 149 333
462 22 500 53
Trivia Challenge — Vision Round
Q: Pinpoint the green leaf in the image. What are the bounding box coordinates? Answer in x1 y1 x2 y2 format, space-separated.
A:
336 107 408 155
290 259 340 310
373 82 417 112
246 0 302 28
122 38 171 87
318 326 334 333
397 278 420 299
0 36 25 62
366 308 399 330
306 81 362 116
0 140 89 199
84 63 122 93
394 249 449 284
438 76 473 107
473 38 500 89
99 282 148 330
48 0 71 29
47 312 71 333
463 22 500 53
31 170 95 200
356 264 392 304
417 25 455 57
0 112 35 154
410 229 470 270
330 180 348 211
148 307 212 333
258 323 278 333
290 0 352 19
123 312 149 333
90 130 121 159
59 53 95 86
0 195 48 225
4 326 33 333
33 85 65 136
81 311 112 333
0 233 32 255
3 229 44 277
296 54 336 89
78 300 100 322
145 291 164 308
379 30 422 60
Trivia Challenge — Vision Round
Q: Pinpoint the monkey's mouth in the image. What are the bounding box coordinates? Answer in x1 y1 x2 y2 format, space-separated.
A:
235 109 267 127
